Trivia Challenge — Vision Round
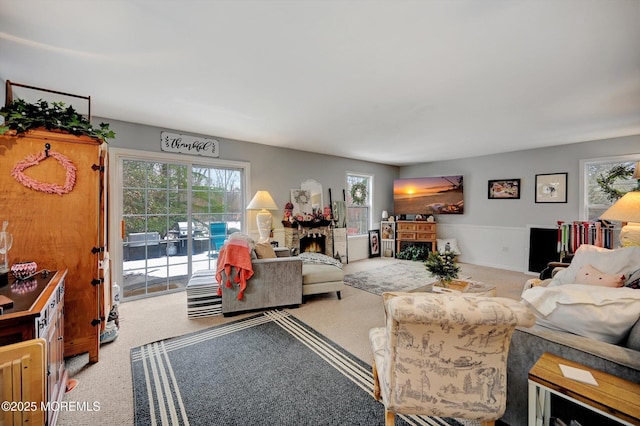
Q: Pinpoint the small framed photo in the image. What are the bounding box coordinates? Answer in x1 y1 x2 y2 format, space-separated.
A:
488 179 521 199
368 229 381 258
535 173 568 203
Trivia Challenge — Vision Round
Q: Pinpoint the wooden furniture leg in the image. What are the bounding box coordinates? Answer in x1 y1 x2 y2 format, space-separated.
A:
385 409 395 426
372 360 380 400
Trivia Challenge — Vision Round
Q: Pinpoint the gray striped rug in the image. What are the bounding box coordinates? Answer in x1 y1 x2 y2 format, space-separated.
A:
131 310 466 426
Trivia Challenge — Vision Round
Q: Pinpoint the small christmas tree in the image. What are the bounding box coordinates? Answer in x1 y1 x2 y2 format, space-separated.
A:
424 250 460 286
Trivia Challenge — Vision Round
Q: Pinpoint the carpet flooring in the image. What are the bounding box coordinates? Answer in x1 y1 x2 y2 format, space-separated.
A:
131 310 465 426
344 261 438 295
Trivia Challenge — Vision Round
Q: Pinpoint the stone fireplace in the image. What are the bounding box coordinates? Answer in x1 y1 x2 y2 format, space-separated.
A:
284 224 333 256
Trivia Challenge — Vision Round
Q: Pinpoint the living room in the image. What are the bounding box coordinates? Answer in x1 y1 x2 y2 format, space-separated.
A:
1 1 640 425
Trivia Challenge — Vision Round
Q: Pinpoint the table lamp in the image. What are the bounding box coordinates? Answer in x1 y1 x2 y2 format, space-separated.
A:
247 190 278 243
599 191 640 247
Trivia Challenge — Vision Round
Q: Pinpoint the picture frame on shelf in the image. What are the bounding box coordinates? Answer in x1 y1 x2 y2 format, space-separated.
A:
369 229 381 258
488 179 521 199
535 173 567 203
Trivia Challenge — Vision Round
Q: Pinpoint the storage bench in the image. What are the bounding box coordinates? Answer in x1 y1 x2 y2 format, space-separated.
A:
186 270 220 318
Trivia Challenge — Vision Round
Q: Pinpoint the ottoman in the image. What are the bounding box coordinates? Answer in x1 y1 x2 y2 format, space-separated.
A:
302 263 345 300
186 269 221 318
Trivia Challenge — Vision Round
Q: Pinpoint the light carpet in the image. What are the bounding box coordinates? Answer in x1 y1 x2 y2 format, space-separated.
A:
344 261 438 295
131 310 465 426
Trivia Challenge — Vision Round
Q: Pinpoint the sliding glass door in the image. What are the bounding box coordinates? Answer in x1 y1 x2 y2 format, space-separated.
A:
110 149 248 300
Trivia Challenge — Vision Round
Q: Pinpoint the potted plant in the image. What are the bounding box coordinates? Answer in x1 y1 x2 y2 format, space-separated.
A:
424 250 460 287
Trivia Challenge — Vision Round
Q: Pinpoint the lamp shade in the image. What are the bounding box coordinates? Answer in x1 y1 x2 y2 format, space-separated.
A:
246 191 278 211
599 191 640 223
246 190 278 243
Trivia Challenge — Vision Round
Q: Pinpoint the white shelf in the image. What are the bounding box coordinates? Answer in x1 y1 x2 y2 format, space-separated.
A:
381 221 396 258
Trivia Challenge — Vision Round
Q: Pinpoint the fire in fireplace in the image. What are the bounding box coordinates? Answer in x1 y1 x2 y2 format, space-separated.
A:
300 233 326 254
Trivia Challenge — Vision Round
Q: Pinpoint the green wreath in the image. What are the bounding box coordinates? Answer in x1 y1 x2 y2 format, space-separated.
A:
350 181 368 206
596 164 640 203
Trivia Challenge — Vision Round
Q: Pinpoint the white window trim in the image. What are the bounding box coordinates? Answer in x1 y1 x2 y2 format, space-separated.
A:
108 147 251 292
346 171 374 237
579 153 640 220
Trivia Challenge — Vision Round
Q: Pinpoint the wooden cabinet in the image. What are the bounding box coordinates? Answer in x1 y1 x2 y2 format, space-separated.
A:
0 270 67 426
396 221 437 254
0 129 110 363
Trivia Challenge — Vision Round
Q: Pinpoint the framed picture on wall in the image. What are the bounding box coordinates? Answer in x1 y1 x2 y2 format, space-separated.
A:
535 172 568 203
488 179 521 199
369 229 381 258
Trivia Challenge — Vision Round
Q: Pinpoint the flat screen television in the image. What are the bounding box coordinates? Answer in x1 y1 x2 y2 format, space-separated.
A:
393 175 464 216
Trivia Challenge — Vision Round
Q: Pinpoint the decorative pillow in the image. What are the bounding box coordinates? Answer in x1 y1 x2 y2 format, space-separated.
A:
549 245 640 287
436 238 461 255
575 264 624 287
521 284 640 344
625 268 640 289
254 242 277 259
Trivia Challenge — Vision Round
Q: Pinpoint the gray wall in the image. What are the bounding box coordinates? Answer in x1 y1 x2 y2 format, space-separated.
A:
104 118 638 269
400 134 640 271
401 135 639 226
103 118 399 261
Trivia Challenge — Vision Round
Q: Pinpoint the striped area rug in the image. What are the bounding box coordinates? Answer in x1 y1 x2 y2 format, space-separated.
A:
131 310 468 426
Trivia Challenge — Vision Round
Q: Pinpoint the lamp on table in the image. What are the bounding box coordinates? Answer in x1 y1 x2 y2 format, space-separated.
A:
600 191 640 247
247 190 278 243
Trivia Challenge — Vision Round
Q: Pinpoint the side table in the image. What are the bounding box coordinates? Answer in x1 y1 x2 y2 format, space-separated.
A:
528 352 640 426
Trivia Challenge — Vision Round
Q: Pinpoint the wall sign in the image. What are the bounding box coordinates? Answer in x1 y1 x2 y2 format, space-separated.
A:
161 132 219 157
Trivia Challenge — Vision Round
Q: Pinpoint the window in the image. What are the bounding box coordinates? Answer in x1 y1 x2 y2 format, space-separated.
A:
110 148 249 300
346 173 372 236
581 154 640 221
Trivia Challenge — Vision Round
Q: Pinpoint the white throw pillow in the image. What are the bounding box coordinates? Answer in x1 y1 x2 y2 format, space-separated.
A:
521 284 640 344
436 238 461 255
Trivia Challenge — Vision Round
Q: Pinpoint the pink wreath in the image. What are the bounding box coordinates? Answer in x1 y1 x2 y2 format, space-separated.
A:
11 150 77 195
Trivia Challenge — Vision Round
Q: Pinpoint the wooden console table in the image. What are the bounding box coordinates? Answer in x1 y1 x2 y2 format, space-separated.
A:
396 221 437 255
0 270 68 426
528 352 640 426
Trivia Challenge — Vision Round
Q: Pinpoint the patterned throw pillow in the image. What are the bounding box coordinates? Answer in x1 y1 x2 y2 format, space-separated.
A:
298 252 343 269
575 264 624 287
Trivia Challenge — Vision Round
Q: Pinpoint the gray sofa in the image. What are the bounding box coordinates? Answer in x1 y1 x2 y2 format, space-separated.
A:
501 244 640 426
220 257 303 316
503 322 640 426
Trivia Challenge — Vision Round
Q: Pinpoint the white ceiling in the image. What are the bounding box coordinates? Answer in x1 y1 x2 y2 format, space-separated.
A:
1 1 639 166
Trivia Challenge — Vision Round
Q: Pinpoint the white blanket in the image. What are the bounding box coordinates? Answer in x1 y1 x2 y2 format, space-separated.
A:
521 284 640 343
522 284 640 316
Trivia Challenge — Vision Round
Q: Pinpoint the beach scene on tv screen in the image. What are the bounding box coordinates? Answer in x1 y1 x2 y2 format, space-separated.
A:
394 175 464 215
